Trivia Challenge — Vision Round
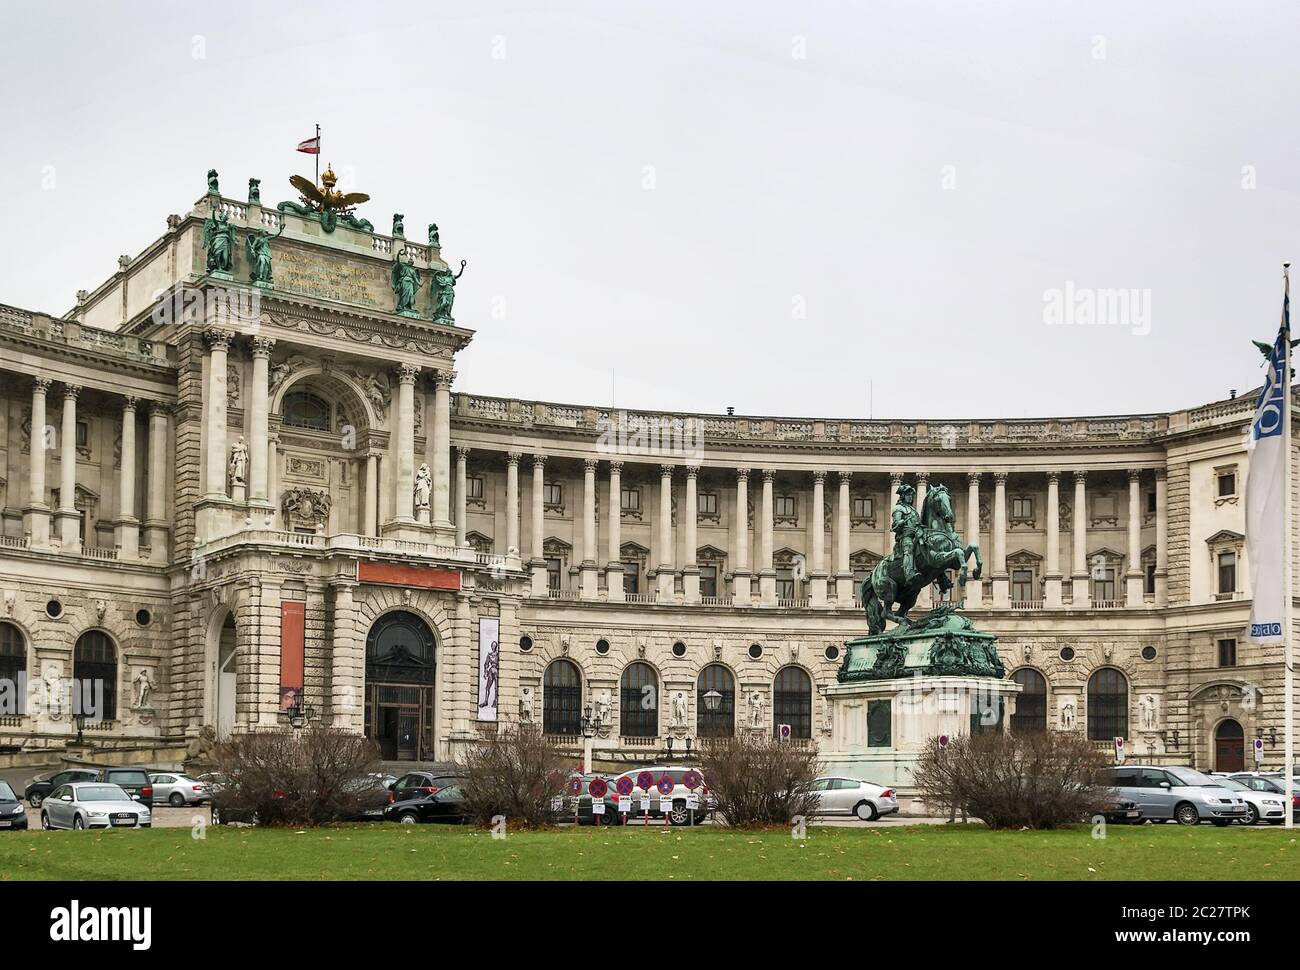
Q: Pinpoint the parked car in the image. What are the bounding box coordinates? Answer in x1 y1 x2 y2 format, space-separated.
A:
1108 765 1248 825
343 774 396 821
91 767 153 808
40 783 152 830
195 772 230 794
1099 796 1143 824
0 781 29 831
385 785 469 824
149 772 212 807
1216 777 1288 825
389 771 465 805
1228 772 1300 821
24 768 99 808
805 776 899 821
575 767 715 826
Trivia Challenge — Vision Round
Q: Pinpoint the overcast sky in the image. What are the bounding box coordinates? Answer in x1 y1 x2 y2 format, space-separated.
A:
3 0 1298 419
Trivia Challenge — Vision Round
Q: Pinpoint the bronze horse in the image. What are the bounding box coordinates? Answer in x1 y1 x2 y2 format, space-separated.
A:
859 483 982 635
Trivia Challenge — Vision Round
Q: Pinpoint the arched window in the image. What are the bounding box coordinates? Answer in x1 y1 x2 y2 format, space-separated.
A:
0 622 27 716
1087 667 1128 741
773 666 812 739
365 611 436 685
282 391 331 431
696 664 735 737
620 661 658 738
73 631 117 722
542 660 582 736
364 611 436 761
1010 668 1047 732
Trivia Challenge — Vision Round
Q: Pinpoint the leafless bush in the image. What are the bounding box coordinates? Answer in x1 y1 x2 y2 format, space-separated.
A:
212 725 381 827
459 723 568 828
698 733 821 827
913 730 1110 829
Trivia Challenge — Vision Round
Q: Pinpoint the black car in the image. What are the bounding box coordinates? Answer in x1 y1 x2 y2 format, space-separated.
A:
384 785 469 824
0 781 29 831
1101 797 1142 824
389 771 465 805
92 767 154 809
24 768 99 808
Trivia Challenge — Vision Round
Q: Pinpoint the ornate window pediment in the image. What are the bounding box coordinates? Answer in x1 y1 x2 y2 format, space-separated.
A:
774 495 798 527
465 531 493 554
1213 464 1239 506
696 544 726 565
1009 495 1036 528
850 494 876 528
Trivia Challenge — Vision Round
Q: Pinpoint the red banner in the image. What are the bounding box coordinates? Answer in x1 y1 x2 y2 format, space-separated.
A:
357 562 461 591
279 601 305 711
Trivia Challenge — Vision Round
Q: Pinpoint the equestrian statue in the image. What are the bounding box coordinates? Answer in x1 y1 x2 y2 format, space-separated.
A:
859 481 982 636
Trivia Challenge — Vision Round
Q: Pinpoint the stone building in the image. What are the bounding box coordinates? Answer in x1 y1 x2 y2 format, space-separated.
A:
0 169 1295 779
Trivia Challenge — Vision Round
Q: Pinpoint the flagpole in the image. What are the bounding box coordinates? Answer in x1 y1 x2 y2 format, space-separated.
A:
315 124 321 188
1284 261 1294 829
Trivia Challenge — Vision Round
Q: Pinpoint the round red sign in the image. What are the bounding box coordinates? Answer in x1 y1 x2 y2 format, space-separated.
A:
588 778 608 799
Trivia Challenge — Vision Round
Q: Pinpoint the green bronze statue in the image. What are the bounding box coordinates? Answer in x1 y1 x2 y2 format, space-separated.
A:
431 259 466 323
860 481 982 635
248 178 261 205
428 223 441 248
392 213 405 237
201 209 236 274
390 250 422 316
245 222 283 285
206 169 220 195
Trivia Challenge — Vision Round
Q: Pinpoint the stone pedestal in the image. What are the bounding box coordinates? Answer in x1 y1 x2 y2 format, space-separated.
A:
604 563 624 602
732 571 752 606
1071 575 1091 609
759 571 777 605
809 573 828 608
682 565 700 604
991 575 1010 608
416 507 431 525
1125 573 1145 607
1044 574 1063 608
580 563 600 600
531 561 550 598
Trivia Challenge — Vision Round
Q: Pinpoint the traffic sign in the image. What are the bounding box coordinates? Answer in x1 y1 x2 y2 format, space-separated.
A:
656 775 675 796
1254 738 1265 765
616 776 635 797
683 770 702 791
636 770 655 790
588 777 608 799
567 776 582 797
1114 737 1125 765
685 792 700 810
778 723 792 741
618 796 632 813
938 734 949 748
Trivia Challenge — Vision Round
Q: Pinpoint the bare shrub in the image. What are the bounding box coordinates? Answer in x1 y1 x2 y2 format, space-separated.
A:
913 730 1110 829
212 725 380 827
459 723 568 828
698 733 821 827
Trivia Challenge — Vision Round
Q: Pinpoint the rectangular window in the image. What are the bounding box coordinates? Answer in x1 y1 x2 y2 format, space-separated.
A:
1218 638 1237 668
1093 568 1116 602
620 487 640 512
852 496 874 520
622 564 639 595
699 565 717 598
1094 495 1117 520
698 492 718 516
1011 568 1034 602
543 483 563 508
775 496 796 519
776 571 796 600
545 558 562 590
1217 552 1236 594
1218 472 1236 497
1010 497 1033 520
1146 490 1157 514
1144 562 1156 595
466 476 484 499
75 421 89 448
867 700 891 747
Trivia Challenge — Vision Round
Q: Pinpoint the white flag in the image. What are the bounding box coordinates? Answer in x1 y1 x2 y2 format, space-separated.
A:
1246 278 1291 644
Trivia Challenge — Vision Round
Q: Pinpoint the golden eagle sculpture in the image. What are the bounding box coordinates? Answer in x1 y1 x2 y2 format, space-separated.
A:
279 165 373 233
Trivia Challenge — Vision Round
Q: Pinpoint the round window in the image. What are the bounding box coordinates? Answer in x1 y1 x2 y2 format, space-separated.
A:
748 643 763 660
135 608 152 627
519 636 533 653
596 639 611 656
46 599 62 619
672 641 687 657
1141 644 1157 661
824 644 840 662
1058 645 1075 662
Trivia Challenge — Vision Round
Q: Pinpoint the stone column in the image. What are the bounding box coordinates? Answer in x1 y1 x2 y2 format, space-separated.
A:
657 465 675 600
455 446 469 547
683 465 700 603
965 472 982 606
114 396 140 558
266 435 280 528
836 472 852 604
248 336 274 503
23 378 52 547
1125 468 1144 606
530 455 547 595
330 582 363 732
733 468 751 605
581 458 599 599
1071 471 1090 607
145 402 169 561
810 470 828 607
431 370 454 533
392 363 419 525
55 383 81 548
1155 468 1168 606
759 468 776 605
1045 471 1063 608
204 328 232 499
915 471 931 609
364 453 379 537
991 471 1009 607
605 461 624 601
506 452 521 564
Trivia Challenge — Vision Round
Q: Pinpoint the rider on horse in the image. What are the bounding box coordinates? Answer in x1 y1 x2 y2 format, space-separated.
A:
891 483 921 585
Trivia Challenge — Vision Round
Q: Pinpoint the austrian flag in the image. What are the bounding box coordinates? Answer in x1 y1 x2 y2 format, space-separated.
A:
296 136 320 154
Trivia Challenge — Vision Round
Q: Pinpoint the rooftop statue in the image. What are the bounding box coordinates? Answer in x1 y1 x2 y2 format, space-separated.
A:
431 259 467 324
278 164 373 233
201 208 236 275
390 250 422 316
245 221 284 286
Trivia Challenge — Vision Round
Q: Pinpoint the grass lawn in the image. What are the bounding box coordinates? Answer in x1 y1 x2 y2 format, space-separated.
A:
2 822 1298 881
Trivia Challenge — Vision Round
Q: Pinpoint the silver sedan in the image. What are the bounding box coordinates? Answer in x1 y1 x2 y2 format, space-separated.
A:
808 776 900 821
41 783 152 830
149 773 212 807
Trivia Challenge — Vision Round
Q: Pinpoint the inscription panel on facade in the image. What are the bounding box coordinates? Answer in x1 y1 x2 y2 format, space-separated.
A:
275 245 384 309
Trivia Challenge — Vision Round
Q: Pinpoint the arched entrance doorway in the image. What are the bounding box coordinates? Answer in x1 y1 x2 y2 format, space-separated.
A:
365 611 436 761
216 615 237 740
1214 718 1245 772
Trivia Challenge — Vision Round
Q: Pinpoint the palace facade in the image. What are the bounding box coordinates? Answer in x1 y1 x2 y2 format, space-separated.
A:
0 171 1294 780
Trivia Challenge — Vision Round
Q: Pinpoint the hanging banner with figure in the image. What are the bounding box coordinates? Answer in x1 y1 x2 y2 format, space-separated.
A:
477 617 500 721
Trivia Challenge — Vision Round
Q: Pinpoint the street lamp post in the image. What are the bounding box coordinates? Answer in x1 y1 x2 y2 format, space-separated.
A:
581 703 595 774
